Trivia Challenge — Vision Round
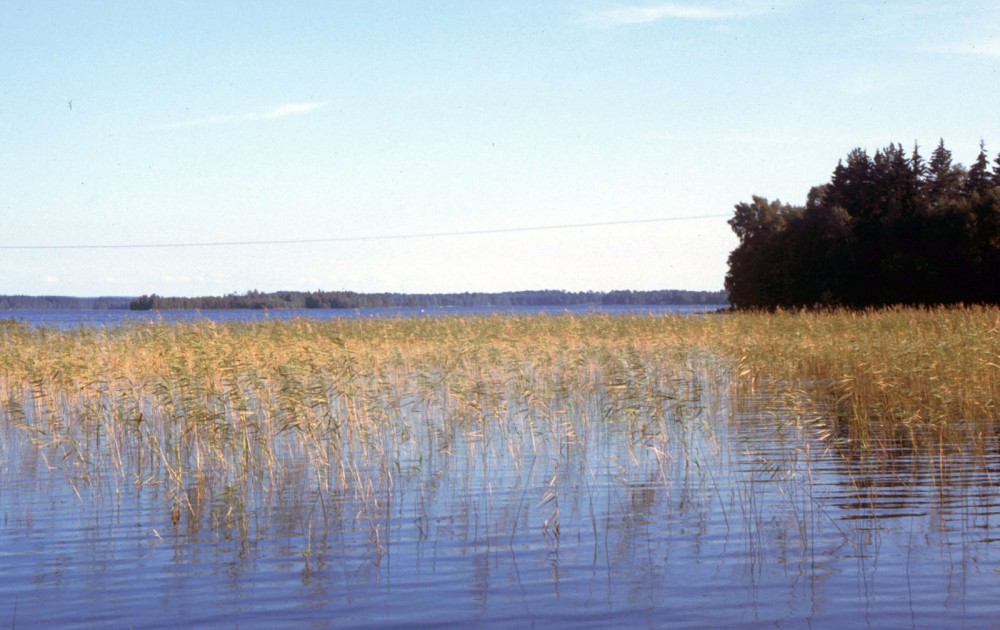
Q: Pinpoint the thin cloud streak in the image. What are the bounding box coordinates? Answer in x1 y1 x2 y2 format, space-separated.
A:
583 1 788 26
259 102 326 118
154 101 328 130
598 4 738 25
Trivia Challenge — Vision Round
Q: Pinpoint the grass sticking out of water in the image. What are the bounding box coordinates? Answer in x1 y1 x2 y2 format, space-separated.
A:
0 307 997 537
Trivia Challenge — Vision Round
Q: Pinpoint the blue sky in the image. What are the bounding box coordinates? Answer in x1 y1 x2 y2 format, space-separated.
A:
2 1 998 297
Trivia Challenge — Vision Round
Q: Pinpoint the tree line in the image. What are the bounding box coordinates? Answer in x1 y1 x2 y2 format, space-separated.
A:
0 295 131 310
725 140 1000 308
129 289 728 311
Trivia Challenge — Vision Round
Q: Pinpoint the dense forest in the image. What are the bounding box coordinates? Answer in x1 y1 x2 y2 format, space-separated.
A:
0 295 131 310
129 289 728 311
726 140 1000 309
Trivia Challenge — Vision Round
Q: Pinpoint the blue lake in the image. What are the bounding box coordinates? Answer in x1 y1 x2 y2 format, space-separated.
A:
1 303 724 329
1 309 998 628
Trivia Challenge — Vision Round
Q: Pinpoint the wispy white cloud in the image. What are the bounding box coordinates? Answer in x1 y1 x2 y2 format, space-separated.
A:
155 101 328 130
596 4 737 25
582 1 787 27
258 102 327 119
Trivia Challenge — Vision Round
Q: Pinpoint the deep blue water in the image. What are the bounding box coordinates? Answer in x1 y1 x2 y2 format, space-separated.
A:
0 304 724 329
3 305 999 628
5 386 999 629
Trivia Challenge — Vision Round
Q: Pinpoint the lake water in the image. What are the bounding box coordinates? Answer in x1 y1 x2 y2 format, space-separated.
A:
0 304 722 329
2 310 998 628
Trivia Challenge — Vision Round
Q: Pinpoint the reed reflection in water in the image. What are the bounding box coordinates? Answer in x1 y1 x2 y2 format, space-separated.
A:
0 313 998 627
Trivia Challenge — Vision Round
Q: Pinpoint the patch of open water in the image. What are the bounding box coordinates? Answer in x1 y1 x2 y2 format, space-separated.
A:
1 313 998 627
3 381 1000 628
1 304 724 330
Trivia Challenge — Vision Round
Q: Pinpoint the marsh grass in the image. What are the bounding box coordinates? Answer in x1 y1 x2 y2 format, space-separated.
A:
716 307 1000 453
0 307 997 549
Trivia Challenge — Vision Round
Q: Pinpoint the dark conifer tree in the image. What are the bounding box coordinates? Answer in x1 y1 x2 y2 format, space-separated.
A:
910 142 925 179
965 141 992 197
927 138 963 207
725 139 1000 309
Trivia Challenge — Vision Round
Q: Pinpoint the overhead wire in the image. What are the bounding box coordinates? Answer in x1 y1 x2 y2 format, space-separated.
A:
0 213 730 251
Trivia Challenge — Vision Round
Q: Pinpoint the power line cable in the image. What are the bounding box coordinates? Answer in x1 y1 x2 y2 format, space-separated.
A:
0 213 730 251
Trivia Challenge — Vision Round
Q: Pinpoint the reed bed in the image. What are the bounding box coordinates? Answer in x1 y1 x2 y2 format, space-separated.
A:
0 307 997 533
711 306 1000 451
0 315 701 531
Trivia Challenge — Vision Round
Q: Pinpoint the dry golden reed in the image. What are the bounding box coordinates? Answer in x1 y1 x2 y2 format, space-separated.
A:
0 307 996 523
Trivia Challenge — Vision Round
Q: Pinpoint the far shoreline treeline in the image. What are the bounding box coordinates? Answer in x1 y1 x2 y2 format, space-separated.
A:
127 289 728 311
0 295 133 310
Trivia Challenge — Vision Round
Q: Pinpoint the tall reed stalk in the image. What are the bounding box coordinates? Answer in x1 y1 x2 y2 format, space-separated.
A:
0 307 996 534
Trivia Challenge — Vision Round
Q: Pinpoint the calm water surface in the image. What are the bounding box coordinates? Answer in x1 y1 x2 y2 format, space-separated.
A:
1 304 722 329
1 310 998 628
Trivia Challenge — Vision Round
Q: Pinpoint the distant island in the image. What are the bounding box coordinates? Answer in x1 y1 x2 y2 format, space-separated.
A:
0 295 132 310
127 289 728 311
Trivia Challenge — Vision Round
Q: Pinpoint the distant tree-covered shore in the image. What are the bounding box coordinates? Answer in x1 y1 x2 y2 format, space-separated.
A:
726 140 1000 309
0 295 132 310
128 289 728 311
